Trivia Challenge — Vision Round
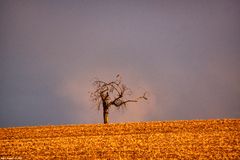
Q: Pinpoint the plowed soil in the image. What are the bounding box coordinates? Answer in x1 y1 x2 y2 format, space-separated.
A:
0 119 239 159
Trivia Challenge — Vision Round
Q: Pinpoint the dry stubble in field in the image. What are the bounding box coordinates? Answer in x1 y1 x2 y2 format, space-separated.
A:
0 119 239 159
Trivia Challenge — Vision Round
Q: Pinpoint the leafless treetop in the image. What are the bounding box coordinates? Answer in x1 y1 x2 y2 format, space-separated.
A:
90 75 148 110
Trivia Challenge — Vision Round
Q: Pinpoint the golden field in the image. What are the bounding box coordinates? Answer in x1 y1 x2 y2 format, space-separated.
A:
0 119 239 159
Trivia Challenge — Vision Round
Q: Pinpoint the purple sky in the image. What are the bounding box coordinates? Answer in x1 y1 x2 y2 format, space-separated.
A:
1 0 240 127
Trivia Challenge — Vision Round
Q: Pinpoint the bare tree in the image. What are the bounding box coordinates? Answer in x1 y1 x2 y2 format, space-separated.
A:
90 75 148 124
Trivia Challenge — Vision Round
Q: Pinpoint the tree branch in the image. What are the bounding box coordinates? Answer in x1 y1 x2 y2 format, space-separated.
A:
90 75 148 110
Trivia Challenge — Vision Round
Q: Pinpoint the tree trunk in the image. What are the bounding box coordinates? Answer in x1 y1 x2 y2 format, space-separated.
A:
103 105 109 124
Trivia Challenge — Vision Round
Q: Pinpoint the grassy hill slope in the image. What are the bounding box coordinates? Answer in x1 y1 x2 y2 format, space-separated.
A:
0 119 239 159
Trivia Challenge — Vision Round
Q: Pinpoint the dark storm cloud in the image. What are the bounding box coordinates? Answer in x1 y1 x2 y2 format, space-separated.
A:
0 0 240 127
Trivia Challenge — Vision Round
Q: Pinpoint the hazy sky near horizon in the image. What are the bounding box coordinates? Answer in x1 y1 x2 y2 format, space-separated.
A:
1 0 240 127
